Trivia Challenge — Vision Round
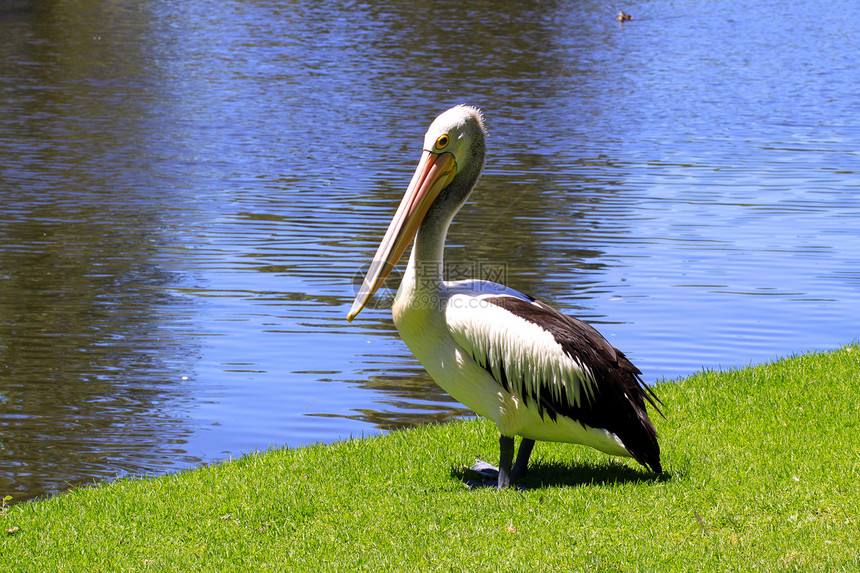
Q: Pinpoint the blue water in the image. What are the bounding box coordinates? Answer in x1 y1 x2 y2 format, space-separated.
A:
1 0 857 502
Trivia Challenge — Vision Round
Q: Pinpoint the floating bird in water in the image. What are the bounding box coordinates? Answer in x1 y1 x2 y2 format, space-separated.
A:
348 106 662 488
617 10 633 22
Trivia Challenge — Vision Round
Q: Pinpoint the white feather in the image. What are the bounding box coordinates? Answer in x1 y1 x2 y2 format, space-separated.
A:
445 291 596 412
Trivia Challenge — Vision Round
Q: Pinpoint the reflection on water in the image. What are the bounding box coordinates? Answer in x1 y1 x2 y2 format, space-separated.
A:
1 0 858 503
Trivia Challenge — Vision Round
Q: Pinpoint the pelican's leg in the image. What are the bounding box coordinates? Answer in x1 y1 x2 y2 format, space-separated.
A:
512 438 535 480
498 434 515 489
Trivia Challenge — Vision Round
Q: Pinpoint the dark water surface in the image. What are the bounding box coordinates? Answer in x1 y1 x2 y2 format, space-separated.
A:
1 0 858 502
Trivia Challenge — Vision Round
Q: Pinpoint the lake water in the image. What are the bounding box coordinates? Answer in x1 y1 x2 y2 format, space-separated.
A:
1 0 858 503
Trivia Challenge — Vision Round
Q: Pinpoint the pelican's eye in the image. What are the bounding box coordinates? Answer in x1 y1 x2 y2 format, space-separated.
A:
435 134 449 149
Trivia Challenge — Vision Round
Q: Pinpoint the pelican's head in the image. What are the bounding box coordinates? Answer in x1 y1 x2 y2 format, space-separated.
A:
421 105 486 171
347 105 487 321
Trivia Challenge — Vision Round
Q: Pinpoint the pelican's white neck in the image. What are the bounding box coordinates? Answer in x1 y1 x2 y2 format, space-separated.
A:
400 208 449 298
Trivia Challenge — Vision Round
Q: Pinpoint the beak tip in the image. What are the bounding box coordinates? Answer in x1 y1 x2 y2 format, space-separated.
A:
347 299 365 323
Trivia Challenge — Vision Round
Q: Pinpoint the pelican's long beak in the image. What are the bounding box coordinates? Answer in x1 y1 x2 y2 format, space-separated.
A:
347 150 457 321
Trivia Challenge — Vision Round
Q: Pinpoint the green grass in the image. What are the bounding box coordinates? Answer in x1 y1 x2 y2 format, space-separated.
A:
3 344 860 571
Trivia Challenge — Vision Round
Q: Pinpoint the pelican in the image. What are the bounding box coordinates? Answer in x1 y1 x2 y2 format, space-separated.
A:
348 106 662 488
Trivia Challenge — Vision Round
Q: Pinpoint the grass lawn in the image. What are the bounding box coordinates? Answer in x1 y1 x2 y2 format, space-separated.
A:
3 344 859 571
